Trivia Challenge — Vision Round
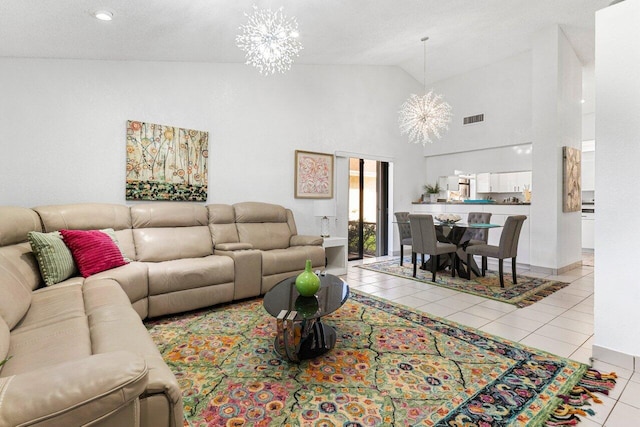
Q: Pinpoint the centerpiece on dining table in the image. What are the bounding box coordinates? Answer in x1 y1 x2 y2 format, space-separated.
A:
435 214 462 225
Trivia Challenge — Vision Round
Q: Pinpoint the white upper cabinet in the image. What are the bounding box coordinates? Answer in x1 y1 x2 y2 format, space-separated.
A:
477 173 490 192
476 171 532 193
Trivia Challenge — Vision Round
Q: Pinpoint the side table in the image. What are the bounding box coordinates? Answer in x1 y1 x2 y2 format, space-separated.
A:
263 274 349 362
322 236 348 275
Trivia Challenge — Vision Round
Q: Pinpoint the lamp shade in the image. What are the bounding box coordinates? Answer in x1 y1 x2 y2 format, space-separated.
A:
313 200 336 218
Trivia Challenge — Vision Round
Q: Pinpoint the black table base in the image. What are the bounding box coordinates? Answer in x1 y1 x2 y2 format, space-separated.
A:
274 310 337 362
419 225 481 279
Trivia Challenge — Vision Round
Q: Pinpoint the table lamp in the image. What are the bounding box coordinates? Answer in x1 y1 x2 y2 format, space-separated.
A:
313 199 336 237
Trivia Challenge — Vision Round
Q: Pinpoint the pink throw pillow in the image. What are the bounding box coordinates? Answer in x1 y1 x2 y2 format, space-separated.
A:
60 229 128 278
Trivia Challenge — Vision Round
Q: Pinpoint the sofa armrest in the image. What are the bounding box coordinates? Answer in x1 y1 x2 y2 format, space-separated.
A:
290 235 323 246
214 249 262 299
0 351 148 427
216 242 253 251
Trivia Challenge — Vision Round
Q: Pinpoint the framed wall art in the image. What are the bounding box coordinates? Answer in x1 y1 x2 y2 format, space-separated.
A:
125 120 209 201
294 150 334 199
562 146 581 212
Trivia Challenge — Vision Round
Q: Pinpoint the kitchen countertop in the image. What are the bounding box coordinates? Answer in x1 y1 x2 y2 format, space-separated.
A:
412 201 531 205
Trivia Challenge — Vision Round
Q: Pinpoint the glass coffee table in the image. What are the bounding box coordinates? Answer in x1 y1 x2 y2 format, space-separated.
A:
263 273 349 362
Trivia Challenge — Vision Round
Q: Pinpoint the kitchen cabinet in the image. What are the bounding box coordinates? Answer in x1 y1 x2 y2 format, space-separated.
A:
477 171 532 193
582 216 594 249
477 173 490 193
506 171 531 192
490 174 501 192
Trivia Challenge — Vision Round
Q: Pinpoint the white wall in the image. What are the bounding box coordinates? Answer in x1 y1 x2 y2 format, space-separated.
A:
528 25 582 271
0 58 424 239
423 51 532 156
425 144 532 185
594 0 640 364
582 113 596 141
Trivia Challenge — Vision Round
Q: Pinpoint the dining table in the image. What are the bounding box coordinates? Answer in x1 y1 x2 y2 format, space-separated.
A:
395 219 502 279
433 221 502 278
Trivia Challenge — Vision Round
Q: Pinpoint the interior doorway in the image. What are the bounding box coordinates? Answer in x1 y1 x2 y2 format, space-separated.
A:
348 157 389 260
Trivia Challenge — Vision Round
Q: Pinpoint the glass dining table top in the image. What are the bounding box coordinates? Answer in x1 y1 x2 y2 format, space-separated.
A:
394 220 501 229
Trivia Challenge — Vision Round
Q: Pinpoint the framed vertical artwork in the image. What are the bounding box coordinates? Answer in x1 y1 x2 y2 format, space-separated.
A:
125 120 209 201
562 146 581 212
294 150 334 199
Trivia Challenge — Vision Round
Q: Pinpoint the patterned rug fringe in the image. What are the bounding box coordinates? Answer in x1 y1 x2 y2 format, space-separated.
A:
545 369 617 426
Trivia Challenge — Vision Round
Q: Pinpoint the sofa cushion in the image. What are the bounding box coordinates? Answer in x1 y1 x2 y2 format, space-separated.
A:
34 203 137 261
0 207 42 247
34 203 132 232
0 245 38 330
82 280 136 316
27 231 77 286
233 202 293 250
261 246 326 276
147 256 234 296
131 203 208 228
85 262 149 309
13 282 85 334
60 229 128 277
88 303 183 412
133 227 214 262
207 204 239 245
233 202 288 223
4 316 92 376
236 223 292 250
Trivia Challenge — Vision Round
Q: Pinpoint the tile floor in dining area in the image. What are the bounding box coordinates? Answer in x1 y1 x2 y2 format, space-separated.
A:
344 252 637 426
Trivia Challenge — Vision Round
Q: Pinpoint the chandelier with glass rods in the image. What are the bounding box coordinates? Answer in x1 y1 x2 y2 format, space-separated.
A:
236 6 303 75
398 37 452 145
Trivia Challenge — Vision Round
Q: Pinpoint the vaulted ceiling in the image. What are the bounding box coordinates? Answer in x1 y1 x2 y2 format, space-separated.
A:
1 0 609 88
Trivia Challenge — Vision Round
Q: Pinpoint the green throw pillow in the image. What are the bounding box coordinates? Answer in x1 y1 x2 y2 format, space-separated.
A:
27 231 78 286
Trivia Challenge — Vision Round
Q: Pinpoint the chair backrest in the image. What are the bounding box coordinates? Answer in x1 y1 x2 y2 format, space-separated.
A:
498 215 527 258
394 212 411 241
408 214 438 254
463 211 492 242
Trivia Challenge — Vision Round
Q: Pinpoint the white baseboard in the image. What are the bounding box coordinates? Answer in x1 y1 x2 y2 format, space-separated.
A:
592 344 639 372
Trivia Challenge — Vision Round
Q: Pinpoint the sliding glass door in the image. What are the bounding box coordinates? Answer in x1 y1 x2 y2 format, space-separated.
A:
348 157 389 260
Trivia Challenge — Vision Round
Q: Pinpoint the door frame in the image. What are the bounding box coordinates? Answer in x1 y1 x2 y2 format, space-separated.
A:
335 151 394 260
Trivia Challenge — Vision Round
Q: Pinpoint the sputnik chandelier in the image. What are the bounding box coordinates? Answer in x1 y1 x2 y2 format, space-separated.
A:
398 37 452 145
236 5 303 75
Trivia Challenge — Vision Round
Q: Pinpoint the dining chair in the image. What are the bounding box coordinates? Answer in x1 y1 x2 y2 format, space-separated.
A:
409 214 457 281
465 215 527 288
394 212 412 266
460 212 493 273
463 212 492 246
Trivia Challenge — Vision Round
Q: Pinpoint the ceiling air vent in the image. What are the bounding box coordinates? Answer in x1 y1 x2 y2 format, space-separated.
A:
463 113 484 126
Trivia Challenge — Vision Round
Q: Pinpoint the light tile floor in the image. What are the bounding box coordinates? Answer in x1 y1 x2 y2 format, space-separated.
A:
343 254 637 426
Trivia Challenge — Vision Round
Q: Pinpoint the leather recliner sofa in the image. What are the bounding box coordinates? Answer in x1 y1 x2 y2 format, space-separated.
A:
0 201 325 427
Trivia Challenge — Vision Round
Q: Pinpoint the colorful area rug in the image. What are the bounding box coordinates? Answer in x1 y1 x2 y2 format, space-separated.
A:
146 291 615 426
356 258 568 308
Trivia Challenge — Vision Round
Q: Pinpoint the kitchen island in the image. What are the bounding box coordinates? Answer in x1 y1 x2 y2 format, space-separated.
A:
411 202 531 266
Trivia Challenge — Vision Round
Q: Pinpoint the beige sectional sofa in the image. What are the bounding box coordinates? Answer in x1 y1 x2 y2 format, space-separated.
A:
0 201 325 427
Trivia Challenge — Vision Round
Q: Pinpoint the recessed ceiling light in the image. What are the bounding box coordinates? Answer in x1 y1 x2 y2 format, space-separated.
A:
93 10 113 21
581 99 586 104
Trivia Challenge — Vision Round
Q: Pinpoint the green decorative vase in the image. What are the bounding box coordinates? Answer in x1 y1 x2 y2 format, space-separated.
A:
295 259 320 296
